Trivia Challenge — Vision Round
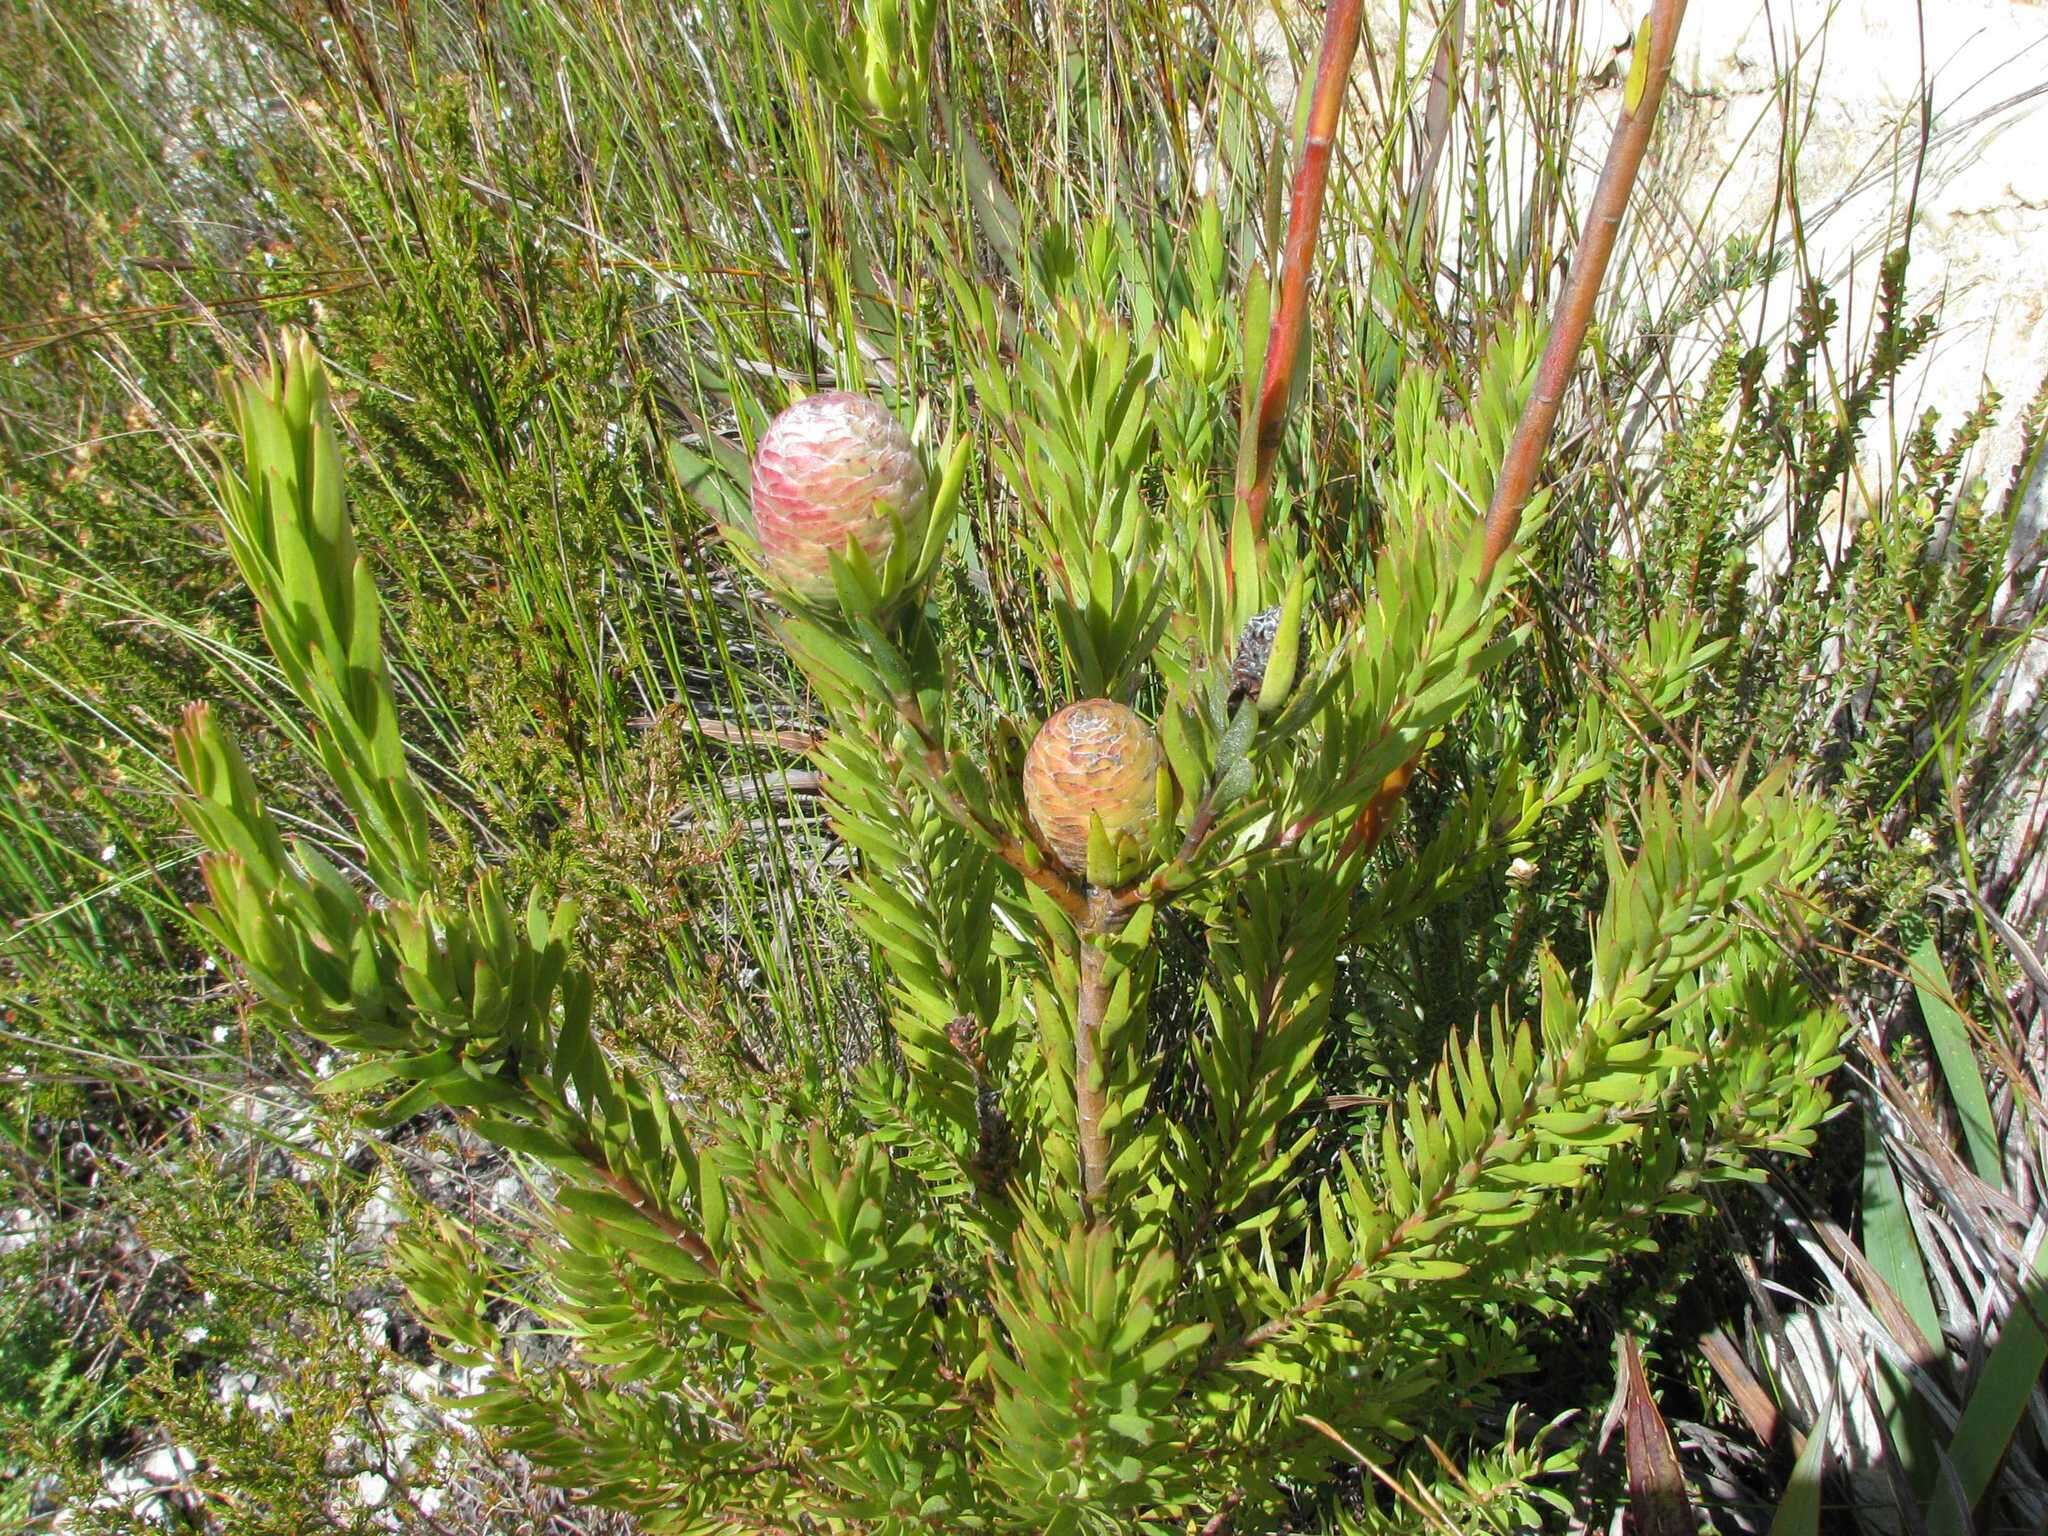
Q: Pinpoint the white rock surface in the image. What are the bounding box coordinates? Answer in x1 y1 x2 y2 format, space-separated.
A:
1625 1 2048 907
1637 0 2048 479
1321 1 2048 478
137 1444 195 1486
1 1204 45 1255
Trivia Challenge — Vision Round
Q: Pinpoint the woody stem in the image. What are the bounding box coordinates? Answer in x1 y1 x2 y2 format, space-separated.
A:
1238 0 1365 545
1074 888 1117 1220
1480 0 1689 577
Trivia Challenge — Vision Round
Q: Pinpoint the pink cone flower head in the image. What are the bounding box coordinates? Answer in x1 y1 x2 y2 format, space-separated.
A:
1022 699 1163 878
749 391 928 603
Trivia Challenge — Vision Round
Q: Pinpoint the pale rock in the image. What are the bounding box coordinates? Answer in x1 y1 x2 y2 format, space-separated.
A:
1259 2 2048 483
1586 1 2046 484
94 1466 170 1525
356 1179 405 1245
216 1369 260 1409
1 1205 45 1256
137 1445 195 1486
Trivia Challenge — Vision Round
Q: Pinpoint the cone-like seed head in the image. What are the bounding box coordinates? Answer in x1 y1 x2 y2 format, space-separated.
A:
1229 600 1309 710
1022 699 1162 878
749 391 928 602
1228 605 1285 702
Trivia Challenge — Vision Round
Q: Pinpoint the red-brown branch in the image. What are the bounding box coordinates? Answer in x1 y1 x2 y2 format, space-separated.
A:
1481 0 1689 578
1199 1492 1246 1535
892 696 1088 924
1336 760 1416 863
1335 0 1689 864
1238 0 1365 543
1074 891 1117 1218
587 1155 731 1289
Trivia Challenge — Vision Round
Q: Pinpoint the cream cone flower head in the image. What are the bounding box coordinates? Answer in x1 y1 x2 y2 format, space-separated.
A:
749 391 929 605
1022 699 1163 879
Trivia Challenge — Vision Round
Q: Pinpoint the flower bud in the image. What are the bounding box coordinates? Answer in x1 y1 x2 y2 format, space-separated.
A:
749 391 928 604
1021 699 1162 878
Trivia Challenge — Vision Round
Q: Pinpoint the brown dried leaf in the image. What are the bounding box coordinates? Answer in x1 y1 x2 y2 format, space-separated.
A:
1620 1334 1697 1536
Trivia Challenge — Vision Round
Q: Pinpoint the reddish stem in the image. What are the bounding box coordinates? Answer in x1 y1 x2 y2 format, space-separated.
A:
1338 0 1690 864
1481 0 1689 578
893 696 1088 923
1238 0 1365 542
1199 1492 1246 1535
588 1153 730 1288
1074 892 1115 1217
1336 760 1415 863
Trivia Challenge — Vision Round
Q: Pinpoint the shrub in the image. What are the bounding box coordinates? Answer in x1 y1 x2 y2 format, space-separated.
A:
169 6 1852 1509
7 0 2041 1527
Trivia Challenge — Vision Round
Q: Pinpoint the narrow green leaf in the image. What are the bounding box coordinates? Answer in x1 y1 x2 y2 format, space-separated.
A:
1861 1108 1945 1361
1939 1237 2048 1518
1909 938 2003 1190
1769 1373 1839 1536
1623 14 1654 114
316 1059 404 1097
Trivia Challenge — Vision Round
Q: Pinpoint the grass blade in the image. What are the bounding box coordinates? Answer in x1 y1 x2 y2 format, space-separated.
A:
1862 1106 1952 1500
1936 1236 2048 1523
1861 1106 1948 1359
1908 937 2005 1192
1769 1367 1842 1536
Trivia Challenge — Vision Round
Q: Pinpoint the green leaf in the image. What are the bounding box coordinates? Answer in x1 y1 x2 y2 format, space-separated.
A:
1861 1108 1945 1362
476 1116 586 1169
316 1058 404 1098
1908 938 2004 1190
1623 14 1654 115
1768 1372 1837 1536
1937 1236 2048 1521
1378 1258 1467 1281
1255 565 1307 714
1210 700 1258 810
953 107 1024 283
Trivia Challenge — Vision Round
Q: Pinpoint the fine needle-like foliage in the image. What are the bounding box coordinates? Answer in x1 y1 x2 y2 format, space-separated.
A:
167 7 1849 1532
